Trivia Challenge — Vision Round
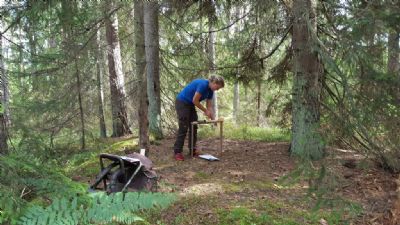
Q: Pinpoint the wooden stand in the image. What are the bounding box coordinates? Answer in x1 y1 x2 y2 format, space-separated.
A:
190 119 224 158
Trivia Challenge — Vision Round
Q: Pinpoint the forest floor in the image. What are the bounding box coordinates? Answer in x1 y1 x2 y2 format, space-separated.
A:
143 137 397 225
79 136 398 225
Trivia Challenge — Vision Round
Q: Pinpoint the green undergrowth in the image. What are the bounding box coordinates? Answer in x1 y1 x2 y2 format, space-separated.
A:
19 192 176 225
63 136 138 177
1 135 178 225
0 153 88 224
198 122 290 142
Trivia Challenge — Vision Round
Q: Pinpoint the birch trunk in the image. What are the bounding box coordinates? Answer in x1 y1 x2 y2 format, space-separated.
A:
105 1 131 137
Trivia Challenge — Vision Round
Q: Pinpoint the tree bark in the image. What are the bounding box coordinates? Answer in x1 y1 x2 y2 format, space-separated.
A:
233 6 240 124
135 0 150 152
233 80 240 123
0 0 8 154
291 0 324 160
257 81 261 126
60 0 89 148
95 27 107 138
24 7 39 90
75 61 85 150
208 0 218 119
105 1 131 137
144 1 163 139
387 31 399 76
0 31 9 125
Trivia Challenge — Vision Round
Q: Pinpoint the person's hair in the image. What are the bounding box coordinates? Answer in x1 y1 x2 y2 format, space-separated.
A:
208 75 225 87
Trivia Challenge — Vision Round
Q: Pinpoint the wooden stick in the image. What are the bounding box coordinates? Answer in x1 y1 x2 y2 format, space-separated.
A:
191 118 224 125
220 120 223 152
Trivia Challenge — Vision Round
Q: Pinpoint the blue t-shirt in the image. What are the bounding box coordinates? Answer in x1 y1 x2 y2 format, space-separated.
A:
177 79 214 105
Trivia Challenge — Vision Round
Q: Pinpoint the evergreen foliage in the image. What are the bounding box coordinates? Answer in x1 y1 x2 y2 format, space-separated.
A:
315 0 400 171
0 0 399 222
0 153 87 223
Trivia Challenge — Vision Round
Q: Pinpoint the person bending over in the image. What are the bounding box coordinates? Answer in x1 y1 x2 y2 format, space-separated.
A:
173 75 225 161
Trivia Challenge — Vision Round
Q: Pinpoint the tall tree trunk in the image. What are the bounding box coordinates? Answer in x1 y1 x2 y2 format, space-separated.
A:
105 1 131 137
208 0 218 119
256 7 264 127
24 15 38 90
144 1 163 139
233 80 240 123
135 0 150 152
0 1 8 153
387 31 399 75
75 61 85 150
257 82 261 126
17 25 25 87
233 6 240 124
60 0 88 148
95 28 107 138
291 0 324 160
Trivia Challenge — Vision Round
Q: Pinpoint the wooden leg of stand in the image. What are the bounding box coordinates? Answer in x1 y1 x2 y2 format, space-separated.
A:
190 123 194 158
220 121 223 152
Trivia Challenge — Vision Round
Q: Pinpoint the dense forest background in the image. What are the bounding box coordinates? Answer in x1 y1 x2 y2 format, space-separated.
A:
0 0 399 224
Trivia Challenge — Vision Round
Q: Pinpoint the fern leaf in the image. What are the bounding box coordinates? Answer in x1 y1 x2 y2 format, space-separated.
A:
19 191 176 225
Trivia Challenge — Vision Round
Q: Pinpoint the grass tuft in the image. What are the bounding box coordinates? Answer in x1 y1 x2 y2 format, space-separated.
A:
198 122 290 142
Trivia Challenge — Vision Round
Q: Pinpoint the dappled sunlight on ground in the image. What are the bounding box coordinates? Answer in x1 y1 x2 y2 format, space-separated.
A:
181 182 224 196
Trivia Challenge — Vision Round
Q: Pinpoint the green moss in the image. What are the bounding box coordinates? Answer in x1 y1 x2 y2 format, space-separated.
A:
64 137 138 176
254 198 362 225
194 171 211 180
248 180 275 190
222 183 243 192
217 207 270 225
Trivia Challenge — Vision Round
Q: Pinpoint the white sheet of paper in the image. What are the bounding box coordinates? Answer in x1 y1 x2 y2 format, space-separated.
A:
198 154 219 161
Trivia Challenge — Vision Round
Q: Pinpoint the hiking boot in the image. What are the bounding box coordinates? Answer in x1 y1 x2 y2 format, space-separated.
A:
174 153 184 161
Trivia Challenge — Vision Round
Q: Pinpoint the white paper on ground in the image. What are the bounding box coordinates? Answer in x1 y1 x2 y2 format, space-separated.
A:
198 154 219 161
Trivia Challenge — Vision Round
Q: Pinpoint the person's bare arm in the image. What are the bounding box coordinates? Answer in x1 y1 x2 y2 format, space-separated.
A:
206 99 215 120
193 92 212 119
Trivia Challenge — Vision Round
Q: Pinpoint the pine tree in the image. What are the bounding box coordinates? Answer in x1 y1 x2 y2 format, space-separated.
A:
291 0 324 160
0 0 9 154
208 0 218 119
144 1 163 139
135 0 150 152
95 26 107 138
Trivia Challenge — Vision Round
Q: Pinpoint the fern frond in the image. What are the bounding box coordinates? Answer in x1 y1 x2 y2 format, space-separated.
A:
19 192 176 225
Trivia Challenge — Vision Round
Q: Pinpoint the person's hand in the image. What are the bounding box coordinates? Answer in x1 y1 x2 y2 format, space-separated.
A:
204 110 212 119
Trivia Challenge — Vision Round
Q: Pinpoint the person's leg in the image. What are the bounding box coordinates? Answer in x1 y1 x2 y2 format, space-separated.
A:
188 107 198 152
173 100 191 154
